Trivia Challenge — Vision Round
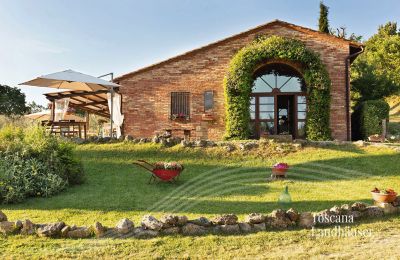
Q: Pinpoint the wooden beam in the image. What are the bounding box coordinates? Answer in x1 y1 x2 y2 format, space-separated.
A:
45 90 109 100
69 97 108 106
68 103 109 118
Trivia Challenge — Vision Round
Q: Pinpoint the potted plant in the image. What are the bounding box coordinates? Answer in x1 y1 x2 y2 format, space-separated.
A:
371 187 398 203
171 113 189 122
272 162 289 178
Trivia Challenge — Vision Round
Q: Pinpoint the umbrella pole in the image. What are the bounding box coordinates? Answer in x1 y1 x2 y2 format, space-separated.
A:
110 86 114 138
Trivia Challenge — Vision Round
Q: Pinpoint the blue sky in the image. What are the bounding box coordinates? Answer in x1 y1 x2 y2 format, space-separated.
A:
1 0 399 105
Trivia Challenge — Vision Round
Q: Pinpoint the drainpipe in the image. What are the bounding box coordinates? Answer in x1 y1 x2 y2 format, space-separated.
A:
345 46 364 141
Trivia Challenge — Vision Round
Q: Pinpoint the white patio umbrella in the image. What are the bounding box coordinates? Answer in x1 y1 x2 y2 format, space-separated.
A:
19 69 120 90
20 69 121 137
25 110 85 122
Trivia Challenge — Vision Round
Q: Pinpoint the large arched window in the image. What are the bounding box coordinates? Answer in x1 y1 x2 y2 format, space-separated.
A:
252 63 306 93
249 63 307 139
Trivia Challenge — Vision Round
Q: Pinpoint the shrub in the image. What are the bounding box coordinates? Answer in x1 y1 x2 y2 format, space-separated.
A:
351 100 390 140
0 125 85 203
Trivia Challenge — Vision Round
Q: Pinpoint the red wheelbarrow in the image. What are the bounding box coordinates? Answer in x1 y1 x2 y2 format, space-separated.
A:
132 160 184 184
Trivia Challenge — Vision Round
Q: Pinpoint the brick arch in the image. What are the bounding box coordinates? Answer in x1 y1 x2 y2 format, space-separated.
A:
223 36 332 140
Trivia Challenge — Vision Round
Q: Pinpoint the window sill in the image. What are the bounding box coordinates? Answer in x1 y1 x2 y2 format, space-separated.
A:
201 113 215 121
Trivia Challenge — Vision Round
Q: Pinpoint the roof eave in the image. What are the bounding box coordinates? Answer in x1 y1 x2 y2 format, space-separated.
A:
114 19 364 82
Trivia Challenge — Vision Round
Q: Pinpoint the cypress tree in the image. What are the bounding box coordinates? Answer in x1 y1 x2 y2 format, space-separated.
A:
319 1 330 33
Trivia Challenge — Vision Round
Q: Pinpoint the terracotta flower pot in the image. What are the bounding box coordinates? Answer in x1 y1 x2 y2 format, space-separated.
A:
371 192 398 203
272 168 288 176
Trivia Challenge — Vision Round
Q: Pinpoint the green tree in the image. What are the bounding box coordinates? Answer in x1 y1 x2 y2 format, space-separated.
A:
0 84 28 116
27 101 46 114
351 22 400 103
318 1 330 33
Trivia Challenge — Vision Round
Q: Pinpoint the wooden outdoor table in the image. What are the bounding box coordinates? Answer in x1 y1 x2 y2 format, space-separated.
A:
42 121 87 139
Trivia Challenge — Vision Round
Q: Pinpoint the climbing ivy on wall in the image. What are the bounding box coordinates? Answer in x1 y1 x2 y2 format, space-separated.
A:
223 36 332 140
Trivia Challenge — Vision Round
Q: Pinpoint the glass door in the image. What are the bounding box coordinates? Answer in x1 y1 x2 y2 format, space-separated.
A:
250 94 306 139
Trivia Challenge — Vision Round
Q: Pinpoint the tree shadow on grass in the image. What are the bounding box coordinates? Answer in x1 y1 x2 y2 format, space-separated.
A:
301 142 368 154
3 149 399 215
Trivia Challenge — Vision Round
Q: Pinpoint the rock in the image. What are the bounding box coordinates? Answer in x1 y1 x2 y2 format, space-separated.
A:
351 202 368 212
160 138 168 146
15 220 23 230
364 206 384 218
160 214 178 227
133 227 159 238
160 214 187 227
376 202 399 215
195 140 207 147
116 218 134 234
313 209 336 226
36 222 65 238
292 143 302 150
61 226 71 237
298 212 314 228
349 210 363 220
181 223 207 236
67 227 92 239
286 208 300 222
206 141 216 147
211 214 238 225
180 140 192 147
239 142 258 151
219 224 240 234
102 137 111 142
0 221 15 235
70 225 78 231
176 215 188 226
224 144 235 152
92 221 106 237
266 209 292 229
21 219 35 235
252 223 266 232
392 197 400 207
353 140 365 147
189 217 212 227
245 213 266 224
238 222 252 233
139 138 149 144
125 135 134 141
340 204 352 212
161 227 181 235
152 135 160 143
141 215 163 231
329 205 343 215
0 211 7 222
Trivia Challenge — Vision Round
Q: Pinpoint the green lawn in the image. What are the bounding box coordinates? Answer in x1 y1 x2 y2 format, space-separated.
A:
1 142 400 259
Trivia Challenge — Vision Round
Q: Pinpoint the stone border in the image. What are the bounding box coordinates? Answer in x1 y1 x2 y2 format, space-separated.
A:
1 199 399 239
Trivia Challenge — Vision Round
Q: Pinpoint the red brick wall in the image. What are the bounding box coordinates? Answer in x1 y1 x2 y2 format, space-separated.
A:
117 23 351 141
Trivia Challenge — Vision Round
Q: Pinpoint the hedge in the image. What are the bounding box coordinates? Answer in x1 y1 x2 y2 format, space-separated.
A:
351 99 390 140
223 36 331 140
